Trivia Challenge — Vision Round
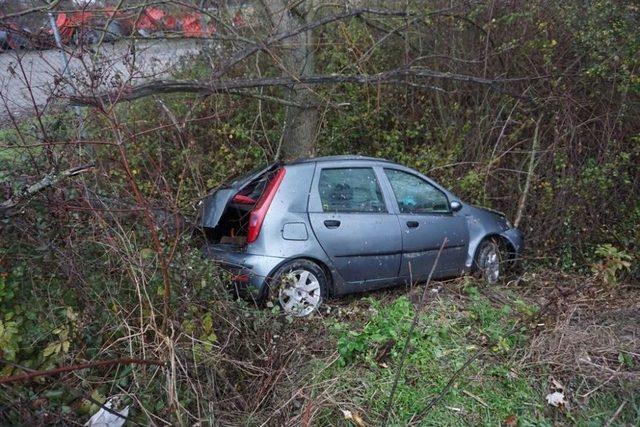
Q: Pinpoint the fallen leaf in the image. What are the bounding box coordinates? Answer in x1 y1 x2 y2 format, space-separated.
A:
374 338 395 364
504 414 517 426
341 409 366 427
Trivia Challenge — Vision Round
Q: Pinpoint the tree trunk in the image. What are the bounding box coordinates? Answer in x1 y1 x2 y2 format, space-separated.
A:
265 0 318 160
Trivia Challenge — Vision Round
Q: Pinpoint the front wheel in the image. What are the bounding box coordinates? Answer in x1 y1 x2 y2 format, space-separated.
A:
474 239 502 284
268 260 327 317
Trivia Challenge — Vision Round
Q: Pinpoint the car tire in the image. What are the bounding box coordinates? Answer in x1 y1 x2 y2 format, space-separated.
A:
267 259 327 317
474 239 502 284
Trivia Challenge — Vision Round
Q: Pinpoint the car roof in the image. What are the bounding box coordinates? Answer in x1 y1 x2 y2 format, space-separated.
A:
286 155 395 165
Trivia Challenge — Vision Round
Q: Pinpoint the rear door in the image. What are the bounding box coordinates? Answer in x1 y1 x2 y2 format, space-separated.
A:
307 163 402 286
382 168 469 280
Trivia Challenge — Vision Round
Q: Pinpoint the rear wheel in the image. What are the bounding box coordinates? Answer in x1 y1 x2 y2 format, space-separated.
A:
268 260 326 317
474 239 502 284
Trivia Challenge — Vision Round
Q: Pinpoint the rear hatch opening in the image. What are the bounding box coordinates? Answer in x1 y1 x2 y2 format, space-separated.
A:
205 183 262 246
201 165 284 248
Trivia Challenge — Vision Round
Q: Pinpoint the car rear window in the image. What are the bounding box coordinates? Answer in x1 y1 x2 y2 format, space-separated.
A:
318 168 386 213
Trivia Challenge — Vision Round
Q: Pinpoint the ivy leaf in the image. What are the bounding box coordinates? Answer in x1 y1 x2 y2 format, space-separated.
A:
140 248 156 260
202 313 213 333
43 342 60 358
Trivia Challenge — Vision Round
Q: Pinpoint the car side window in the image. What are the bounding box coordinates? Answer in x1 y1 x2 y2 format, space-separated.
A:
318 168 386 213
384 169 450 214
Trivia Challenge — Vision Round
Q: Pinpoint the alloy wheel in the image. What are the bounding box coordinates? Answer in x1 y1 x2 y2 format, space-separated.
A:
278 269 321 316
483 246 500 284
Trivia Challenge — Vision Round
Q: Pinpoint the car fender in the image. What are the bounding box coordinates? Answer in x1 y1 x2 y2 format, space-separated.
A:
460 205 523 271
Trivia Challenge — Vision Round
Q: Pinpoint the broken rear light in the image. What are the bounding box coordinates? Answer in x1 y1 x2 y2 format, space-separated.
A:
246 168 286 244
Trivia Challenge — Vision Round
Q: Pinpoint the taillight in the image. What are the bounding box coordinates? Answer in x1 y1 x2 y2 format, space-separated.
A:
232 194 256 204
246 168 286 244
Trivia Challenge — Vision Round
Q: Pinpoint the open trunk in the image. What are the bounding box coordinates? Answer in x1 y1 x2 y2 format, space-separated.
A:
200 163 279 247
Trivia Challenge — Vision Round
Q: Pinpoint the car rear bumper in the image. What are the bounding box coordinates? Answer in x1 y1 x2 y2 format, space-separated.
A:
202 243 285 299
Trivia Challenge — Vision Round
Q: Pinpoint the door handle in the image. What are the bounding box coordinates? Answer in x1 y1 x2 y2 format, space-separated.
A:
324 219 341 229
406 220 419 228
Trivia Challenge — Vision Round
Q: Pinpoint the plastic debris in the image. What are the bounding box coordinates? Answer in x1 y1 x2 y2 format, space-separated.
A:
545 391 566 407
85 398 129 427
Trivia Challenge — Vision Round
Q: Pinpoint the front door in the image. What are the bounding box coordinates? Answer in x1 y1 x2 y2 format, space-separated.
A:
382 168 469 280
308 165 402 285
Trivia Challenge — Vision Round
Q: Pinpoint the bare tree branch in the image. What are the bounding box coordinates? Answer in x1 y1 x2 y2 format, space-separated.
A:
70 67 536 106
0 163 95 216
212 7 454 78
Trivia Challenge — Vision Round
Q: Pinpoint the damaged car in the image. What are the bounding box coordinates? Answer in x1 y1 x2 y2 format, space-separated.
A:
200 156 523 317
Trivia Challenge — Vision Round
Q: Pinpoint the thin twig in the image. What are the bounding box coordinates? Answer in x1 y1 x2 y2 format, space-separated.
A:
419 348 486 418
604 400 627 427
0 358 144 425
383 238 448 425
514 114 543 228
0 358 163 385
462 389 489 408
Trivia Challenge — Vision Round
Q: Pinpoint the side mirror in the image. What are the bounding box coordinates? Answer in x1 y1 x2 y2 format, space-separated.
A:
450 200 463 212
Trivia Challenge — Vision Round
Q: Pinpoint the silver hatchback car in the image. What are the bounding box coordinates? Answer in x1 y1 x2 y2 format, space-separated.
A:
201 156 523 316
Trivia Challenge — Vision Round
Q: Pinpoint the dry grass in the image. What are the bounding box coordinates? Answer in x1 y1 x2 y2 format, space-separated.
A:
518 271 640 399
3 264 638 425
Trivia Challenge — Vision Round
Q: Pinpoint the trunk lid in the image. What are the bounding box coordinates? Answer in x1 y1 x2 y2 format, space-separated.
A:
200 163 278 229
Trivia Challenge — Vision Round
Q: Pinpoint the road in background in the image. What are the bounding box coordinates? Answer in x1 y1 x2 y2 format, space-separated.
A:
0 38 209 126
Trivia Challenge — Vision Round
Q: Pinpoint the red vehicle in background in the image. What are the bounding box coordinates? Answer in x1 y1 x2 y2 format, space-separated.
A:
1 6 222 52
53 7 216 45
54 8 132 45
181 13 216 38
134 8 216 38
134 7 171 37
1 22 55 51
